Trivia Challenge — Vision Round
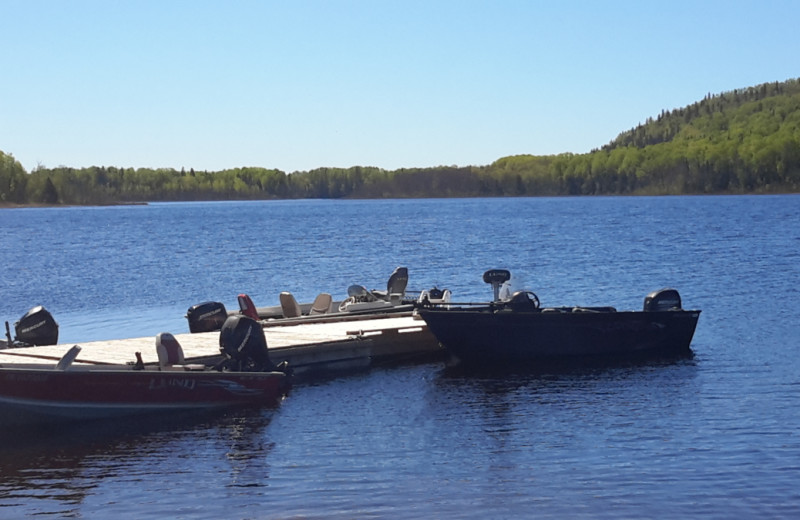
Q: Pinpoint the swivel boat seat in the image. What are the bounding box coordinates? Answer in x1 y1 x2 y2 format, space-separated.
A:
55 345 82 370
156 332 204 370
237 294 261 320
279 292 303 318
372 266 409 302
309 293 333 315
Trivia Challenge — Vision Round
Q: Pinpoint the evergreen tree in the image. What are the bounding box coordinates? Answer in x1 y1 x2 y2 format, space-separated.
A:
41 177 59 204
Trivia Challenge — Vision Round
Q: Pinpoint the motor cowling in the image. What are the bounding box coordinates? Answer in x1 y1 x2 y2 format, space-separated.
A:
644 288 682 312
186 301 228 333
14 305 59 346
218 314 274 371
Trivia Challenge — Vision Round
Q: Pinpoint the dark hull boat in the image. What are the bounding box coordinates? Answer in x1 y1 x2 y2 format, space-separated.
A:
416 270 701 367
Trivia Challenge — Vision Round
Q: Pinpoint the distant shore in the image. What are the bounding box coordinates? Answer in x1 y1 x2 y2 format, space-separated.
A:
0 201 149 209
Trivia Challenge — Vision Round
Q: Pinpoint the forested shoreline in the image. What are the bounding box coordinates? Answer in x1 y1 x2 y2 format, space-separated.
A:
2 78 799 206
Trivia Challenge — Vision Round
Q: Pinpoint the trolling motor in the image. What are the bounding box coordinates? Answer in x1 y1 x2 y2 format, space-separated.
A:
483 269 511 301
2 305 59 349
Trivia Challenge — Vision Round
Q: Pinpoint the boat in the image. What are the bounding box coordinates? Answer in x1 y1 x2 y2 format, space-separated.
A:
0 314 291 425
186 266 451 331
415 269 701 367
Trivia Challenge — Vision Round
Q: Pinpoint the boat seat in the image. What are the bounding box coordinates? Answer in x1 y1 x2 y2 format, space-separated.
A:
55 345 82 370
372 266 409 301
238 293 260 320
279 291 303 318
156 332 205 370
309 292 332 315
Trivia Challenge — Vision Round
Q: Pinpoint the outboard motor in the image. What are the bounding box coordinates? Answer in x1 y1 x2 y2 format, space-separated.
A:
13 305 59 346
483 269 511 301
347 284 376 303
644 288 682 312
186 301 228 333
218 314 275 371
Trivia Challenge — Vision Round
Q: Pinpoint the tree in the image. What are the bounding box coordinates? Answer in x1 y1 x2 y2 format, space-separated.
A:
0 150 28 203
40 177 59 204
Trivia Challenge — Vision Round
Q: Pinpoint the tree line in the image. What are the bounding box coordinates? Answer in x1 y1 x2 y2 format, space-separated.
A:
2 78 799 206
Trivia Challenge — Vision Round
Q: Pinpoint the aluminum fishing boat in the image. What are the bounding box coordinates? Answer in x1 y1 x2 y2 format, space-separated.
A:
416 269 701 367
0 315 291 425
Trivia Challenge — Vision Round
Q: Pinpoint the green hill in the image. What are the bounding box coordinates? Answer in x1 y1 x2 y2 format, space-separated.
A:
3 78 799 205
487 78 800 195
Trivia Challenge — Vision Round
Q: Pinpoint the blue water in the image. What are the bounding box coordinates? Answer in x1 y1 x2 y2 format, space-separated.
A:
1 196 799 518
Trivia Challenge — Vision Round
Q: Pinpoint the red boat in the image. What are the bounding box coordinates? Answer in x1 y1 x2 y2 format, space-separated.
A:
0 315 291 425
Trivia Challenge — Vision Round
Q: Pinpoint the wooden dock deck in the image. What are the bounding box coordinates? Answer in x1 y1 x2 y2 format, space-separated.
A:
0 314 443 378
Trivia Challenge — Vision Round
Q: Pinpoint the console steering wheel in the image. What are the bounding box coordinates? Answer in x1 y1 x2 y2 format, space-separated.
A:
522 291 540 309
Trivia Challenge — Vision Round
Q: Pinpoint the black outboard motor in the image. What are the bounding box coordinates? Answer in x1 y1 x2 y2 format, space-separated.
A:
13 305 59 346
483 269 511 301
186 301 228 333
218 314 275 372
644 289 682 312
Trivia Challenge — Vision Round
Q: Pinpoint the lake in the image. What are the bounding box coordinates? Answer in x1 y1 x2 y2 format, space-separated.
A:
1 196 799 518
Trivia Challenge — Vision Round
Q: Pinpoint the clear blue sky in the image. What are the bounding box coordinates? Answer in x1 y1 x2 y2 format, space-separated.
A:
2 0 798 173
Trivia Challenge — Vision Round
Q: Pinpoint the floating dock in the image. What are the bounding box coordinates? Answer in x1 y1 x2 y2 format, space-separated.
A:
0 314 443 380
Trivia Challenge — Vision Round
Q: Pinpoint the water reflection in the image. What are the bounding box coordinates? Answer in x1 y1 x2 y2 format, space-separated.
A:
430 357 701 455
0 408 276 515
222 411 277 489
450 360 701 414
